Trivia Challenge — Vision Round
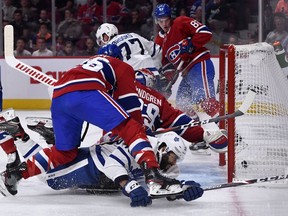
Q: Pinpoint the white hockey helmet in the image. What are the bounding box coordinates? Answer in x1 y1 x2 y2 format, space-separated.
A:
157 132 187 162
96 23 118 46
135 68 157 88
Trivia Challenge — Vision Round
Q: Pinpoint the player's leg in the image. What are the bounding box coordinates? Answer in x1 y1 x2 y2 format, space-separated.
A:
176 59 219 117
46 147 116 191
70 90 181 194
1 95 83 195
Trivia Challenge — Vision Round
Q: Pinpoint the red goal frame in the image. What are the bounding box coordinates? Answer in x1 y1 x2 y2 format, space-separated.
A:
219 44 236 183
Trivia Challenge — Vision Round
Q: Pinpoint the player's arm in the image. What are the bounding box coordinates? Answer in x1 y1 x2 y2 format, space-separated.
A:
113 62 143 124
104 144 151 207
181 16 212 48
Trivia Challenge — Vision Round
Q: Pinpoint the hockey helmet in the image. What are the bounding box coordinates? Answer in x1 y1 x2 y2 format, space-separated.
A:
157 131 187 162
96 23 118 46
97 44 123 60
154 4 171 19
135 68 156 88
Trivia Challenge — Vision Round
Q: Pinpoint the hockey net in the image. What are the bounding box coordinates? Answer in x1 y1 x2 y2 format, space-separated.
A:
219 42 288 182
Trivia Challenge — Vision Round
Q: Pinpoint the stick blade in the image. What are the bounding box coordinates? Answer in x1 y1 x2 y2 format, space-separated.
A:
238 89 256 114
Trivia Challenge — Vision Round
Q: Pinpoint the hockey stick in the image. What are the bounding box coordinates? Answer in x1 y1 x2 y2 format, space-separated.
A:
4 25 57 87
203 173 288 191
164 60 184 92
98 89 256 145
4 25 91 141
153 89 257 135
150 173 288 200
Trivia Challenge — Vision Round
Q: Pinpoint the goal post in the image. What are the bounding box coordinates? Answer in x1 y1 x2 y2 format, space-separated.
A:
219 42 288 183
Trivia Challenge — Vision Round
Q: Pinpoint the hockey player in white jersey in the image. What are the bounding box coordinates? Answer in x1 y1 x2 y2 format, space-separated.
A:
0 114 203 207
96 23 162 76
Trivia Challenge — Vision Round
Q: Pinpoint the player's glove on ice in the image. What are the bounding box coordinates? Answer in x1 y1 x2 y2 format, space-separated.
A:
167 180 204 202
122 180 152 207
179 37 194 61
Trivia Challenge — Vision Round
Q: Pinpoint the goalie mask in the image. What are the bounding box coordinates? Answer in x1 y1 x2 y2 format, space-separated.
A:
135 68 156 88
157 132 187 171
96 23 118 46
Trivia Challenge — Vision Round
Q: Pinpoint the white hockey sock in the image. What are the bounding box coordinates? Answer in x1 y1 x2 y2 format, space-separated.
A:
14 138 42 160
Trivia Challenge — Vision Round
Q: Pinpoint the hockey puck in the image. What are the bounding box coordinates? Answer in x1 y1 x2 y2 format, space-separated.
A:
241 160 248 168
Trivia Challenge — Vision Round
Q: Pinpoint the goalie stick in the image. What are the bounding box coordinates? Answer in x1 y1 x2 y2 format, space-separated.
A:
4 25 56 87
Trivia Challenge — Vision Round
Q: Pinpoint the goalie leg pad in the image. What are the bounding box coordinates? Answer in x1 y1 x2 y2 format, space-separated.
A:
203 129 228 153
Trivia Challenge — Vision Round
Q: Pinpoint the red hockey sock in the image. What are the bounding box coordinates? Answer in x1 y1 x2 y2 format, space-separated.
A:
0 136 17 154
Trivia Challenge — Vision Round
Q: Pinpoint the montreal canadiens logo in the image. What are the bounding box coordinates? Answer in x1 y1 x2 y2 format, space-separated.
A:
166 44 181 64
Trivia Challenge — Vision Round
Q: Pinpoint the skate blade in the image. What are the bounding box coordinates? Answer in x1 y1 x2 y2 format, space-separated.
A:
191 149 211 156
25 117 52 127
149 183 183 197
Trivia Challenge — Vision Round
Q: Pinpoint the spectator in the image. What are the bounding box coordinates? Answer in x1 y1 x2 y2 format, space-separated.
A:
2 0 17 22
57 9 82 44
265 12 288 46
140 17 154 40
55 0 76 23
123 8 145 34
226 34 239 45
77 0 100 35
56 34 65 54
263 4 275 37
13 38 32 56
96 0 130 25
57 40 78 56
81 37 98 56
32 37 53 56
275 0 288 18
33 23 52 48
10 10 28 42
36 9 52 31
19 0 38 23
189 0 201 19
22 27 34 52
206 0 229 33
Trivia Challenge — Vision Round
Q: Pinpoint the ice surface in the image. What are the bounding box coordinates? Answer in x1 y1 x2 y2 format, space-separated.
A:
0 111 287 216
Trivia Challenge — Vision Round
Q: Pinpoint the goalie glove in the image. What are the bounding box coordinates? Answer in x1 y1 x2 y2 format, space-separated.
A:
122 180 152 207
166 180 204 202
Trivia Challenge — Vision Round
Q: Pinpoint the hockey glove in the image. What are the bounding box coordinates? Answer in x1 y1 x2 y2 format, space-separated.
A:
167 180 204 202
179 37 194 61
122 180 152 207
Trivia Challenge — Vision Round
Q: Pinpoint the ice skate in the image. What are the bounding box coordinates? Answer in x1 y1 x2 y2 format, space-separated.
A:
0 109 29 141
189 141 211 156
1 151 26 196
26 117 55 145
141 162 183 197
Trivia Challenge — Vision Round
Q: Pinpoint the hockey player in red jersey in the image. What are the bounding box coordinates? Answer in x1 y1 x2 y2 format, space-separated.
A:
0 44 181 201
154 3 220 118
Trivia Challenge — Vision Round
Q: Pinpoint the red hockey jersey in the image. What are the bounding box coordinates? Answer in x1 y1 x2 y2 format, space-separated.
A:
161 16 212 75
53 55 142 123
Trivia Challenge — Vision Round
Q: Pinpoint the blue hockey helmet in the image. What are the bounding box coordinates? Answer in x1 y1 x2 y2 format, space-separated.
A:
97 44 123 61
154 4 171 19
135 68 156 88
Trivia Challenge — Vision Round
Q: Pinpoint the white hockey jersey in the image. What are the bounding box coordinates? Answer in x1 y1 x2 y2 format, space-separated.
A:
109 33 162 71
103 136 180 185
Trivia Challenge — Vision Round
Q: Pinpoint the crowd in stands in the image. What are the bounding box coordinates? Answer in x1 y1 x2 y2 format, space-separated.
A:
2 0 288 56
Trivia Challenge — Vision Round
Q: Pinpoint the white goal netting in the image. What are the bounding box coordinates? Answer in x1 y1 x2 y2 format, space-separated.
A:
223 42 288 181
